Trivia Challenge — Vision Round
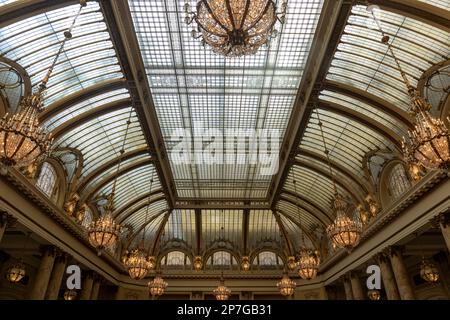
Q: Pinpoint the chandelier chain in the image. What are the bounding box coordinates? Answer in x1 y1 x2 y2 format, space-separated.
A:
39 1 86 94
315 108 338 195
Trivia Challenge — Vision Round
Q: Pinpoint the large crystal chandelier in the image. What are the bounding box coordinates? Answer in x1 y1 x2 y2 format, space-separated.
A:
124 247 155 280
123 179 157 279
277 273 296 297
420 258 440 283
6 260 26 283
286 256 297 271
87 193 121 251
0 1 86 172
148 276 168 297
368 6 450 174
184 0 288 57
213 273 231 300
297 248 320 280
292 180 320 279
314 110 362 251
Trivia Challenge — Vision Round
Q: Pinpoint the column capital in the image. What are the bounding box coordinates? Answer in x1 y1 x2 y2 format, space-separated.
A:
40 245 58 257
387 246 405 258
437 211 450 228
375 252 389 264
55 251 70 264
0 211 17 228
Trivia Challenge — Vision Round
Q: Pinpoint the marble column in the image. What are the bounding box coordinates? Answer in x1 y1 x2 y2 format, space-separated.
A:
80 272 95 300
376 253 400 300
343 276 353 300
29 246 57 300
350 272 365 300
91 276 101 300
45 252 68 300
388 246 415 300
438 212 450 253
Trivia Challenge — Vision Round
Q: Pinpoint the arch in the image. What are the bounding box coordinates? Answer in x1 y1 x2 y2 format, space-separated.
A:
159 250 192 269
35 158 67 207
279 191 331 224
379 159 413 207
205 250 239 269
251 250 284 269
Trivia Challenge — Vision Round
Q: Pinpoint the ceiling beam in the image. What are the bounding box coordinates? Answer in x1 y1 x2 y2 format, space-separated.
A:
195 209 202 255
279 191 331 225
149 211 171 256
277 209 320 249
357 0 450 32
174 201 269 210
317 102 403 150
0 0 76 28
114 189 165 218
268 0 353 206
40 79 127 122
77 147 150 193
272 212 295 257
102 0 177 208
323 80 413 128
83 159 152 203
50 99 130 139
291 161 361 204
123 209 168 250
242 208 250 255
118 195 167 224
297 148 372 194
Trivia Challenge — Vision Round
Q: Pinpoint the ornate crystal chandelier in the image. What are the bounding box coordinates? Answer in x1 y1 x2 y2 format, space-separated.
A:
367 289 381 300
314 110 362 251
368 6 450 174
6 260 26 283
124 247 154 280
326 193 362 251
87 193 121 251
241 256 251 271
193 256 203 271
297 248 320 280
148 276 168 297
184 0 288 57
277 273 296 297
0 1 86 172
213 273 231 300
420 258 440 283
63 289 77 301
292 180 320 279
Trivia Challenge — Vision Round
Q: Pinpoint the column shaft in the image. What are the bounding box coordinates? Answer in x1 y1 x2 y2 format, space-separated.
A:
376 253 400 300
45 254 68 300
350 273 365 300
439 213 450 253
343 277 353 300
91 279 101 300
80 273 94 300
389 247 415 300
29 246 57 300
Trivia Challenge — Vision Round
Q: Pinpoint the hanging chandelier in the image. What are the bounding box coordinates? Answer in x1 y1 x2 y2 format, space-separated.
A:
124 247 155 280
213 273 231 300
367 289 381 300
326 193 362 251
313 111 362 251
6 260 26 283
184 0 288 57
63 289 77 301
241 256 251 271
193 256 203 271
297 248 320 280
148 276 168 297
0 1 86 172
277 274 296 297
367 6 450 174
87 194 121 251
420 258 440 283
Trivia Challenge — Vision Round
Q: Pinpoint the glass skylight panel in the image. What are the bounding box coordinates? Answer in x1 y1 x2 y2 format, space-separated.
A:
162 209 196 249
0 2 123 106
278 213 315 249
201 209 243 247
417 0 450 9
248 210 281 252
128 0 324 198
116 193 166 222
327 5 450 113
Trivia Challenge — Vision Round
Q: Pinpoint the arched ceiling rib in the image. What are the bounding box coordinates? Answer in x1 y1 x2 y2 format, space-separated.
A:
248 210 282 254
160 209 196 253
278 214 316 253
